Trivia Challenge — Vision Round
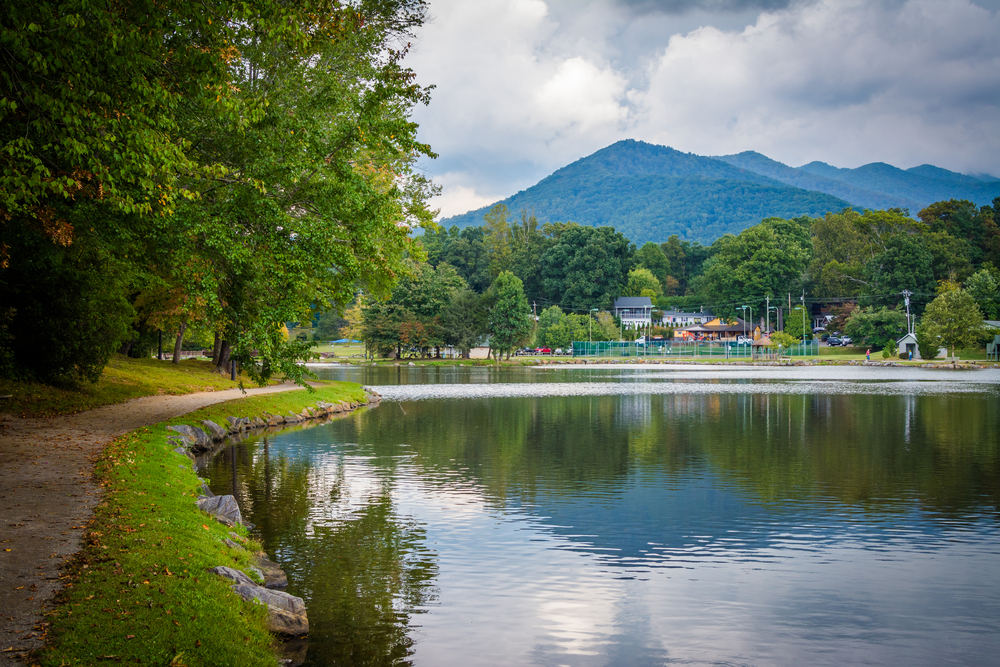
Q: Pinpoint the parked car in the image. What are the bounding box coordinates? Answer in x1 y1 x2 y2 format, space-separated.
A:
735 336 753 345
826 336 843 346
535 347 552 355
813 326 826 334
840 336 852 346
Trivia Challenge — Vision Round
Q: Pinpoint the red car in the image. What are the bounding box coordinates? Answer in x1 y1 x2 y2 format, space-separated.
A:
535 347 552 355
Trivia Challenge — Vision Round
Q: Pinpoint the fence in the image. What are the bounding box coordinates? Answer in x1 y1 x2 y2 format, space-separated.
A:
570 340 818 359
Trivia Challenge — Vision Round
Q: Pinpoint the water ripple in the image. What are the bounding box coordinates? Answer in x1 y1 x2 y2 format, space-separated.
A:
370 379 995 401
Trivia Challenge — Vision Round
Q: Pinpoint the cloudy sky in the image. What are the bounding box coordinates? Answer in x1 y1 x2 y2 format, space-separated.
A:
403 0 1000 219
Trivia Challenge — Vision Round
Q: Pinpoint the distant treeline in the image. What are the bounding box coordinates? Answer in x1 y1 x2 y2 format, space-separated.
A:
344 197 1000 358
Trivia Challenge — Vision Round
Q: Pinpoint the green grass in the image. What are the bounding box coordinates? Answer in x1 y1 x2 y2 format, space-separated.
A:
37 382 369 667
0 356 276 418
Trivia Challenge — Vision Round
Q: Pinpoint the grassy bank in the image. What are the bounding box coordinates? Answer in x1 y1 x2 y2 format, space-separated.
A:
36 383 369 667
0 356 273 418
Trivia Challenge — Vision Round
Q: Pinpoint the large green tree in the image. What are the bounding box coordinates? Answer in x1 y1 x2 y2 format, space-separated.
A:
1 0 438 385
843 307 908 350
919 288 986 359
487 271 531 361
442 290 487 358
540 224 634 310
700 217 811 319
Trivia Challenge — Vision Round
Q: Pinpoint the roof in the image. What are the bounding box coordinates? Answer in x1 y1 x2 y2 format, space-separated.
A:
613 296 653 308
677 317 752 333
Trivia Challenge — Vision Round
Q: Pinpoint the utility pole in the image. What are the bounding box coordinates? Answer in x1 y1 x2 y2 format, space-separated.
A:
902 290 912 334
766 295 770 334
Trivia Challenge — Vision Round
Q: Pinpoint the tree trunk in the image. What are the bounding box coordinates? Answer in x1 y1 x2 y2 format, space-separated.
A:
172 322 187 364
119 339 133 357
212 332 222 366
215 340 231 374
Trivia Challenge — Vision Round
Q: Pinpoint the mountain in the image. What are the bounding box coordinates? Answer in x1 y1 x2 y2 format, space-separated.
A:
793 160 1000 207
439 140 1000 245
440 140 852 244
713 151 923 212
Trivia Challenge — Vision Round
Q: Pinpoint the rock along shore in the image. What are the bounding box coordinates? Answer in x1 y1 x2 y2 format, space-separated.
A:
164 390 381 663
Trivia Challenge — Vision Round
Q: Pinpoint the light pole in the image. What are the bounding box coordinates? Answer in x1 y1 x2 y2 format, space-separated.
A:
590 308 598 354
768 306 777 336
740 305 750 339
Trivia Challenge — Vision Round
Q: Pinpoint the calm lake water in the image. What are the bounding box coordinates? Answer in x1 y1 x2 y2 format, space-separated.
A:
205 365 1000 666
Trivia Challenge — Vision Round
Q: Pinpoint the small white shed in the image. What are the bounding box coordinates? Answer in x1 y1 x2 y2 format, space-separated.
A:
897 332 946 360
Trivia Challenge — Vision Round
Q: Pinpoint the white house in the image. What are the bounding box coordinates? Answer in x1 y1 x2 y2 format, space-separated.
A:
660 309 714 327
613 296 653 329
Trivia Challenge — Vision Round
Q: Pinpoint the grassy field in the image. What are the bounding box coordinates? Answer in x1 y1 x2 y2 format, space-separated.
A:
37 383 369 667
0 356 275 417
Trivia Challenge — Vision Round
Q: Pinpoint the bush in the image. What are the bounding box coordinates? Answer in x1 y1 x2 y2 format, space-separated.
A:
915 321 941 360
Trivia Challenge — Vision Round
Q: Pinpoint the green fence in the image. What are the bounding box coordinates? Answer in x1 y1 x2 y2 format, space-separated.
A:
570 340 818 359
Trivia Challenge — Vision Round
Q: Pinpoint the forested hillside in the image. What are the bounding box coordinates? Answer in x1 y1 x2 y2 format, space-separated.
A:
443 141 851 243
442 140 1000 244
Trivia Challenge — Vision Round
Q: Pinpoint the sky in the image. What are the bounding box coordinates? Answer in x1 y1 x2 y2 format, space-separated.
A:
402 0 1000 219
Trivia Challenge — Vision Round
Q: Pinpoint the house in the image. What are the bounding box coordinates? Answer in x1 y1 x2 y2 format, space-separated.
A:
896 332 946 360
613 296 653 329
675 317 759 340
660 309 714 327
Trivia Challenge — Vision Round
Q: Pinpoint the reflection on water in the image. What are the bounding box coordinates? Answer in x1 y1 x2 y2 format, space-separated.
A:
206 368 1000 666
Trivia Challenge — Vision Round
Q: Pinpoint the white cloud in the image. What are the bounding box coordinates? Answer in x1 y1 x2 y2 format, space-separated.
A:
633 0 1000 171
408 0 1000 219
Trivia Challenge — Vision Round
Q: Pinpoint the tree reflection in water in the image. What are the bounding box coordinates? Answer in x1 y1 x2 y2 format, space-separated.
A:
207 435 438 667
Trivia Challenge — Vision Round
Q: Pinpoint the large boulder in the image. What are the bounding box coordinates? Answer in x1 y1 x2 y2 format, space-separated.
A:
256 555 288 590
209 567 309 636
166 424 211 451
200 419 229 441
230 584 309 636
197 495 245 527
208 565 257 586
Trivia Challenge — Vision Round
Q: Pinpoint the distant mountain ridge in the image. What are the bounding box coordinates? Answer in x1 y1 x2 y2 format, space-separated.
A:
439 140 1000 244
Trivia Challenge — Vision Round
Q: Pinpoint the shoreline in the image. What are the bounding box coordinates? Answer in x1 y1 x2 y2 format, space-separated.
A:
1 382 372 667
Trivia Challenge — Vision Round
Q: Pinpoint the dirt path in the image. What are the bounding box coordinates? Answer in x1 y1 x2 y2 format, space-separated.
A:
0 382 311 665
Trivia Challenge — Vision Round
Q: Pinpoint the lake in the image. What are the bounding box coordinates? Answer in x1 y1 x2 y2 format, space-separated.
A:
204 365 1000 666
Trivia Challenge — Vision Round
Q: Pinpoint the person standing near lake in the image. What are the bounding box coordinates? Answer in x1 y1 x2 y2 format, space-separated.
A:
866 349 871 361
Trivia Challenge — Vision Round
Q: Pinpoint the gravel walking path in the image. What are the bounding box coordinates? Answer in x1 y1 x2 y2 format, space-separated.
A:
0 382 309 666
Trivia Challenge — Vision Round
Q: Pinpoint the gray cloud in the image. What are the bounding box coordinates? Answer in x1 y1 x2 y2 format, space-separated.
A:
408 0 1000 218
606 0 797 13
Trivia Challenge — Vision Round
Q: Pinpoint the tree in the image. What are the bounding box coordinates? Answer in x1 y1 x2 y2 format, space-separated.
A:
624 268 662 297
782 307 811 341
1 0 438 385
700 217 811 319
914 320 941 360
483 204 514 278
439 228 492 293
593 311 621 341
661 235 710 295
510 209 552 303
864 234 935 309
540 224 634 310
635 242 671 287
843 307 908 350
315 311 347 342
965 268 1000 320
442 290 487 358
919 289 985 359
487 272 531 362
